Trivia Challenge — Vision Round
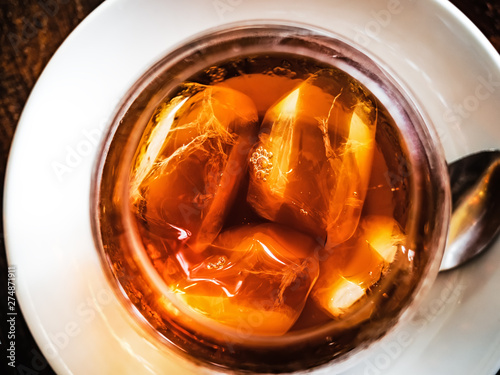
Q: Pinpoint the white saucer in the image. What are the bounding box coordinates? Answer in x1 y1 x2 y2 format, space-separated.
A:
4 0 500 374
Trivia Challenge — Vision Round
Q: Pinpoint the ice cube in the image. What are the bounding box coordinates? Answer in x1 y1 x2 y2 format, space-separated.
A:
361 215 405 263
247 70 377 244
164 224 320 336
312 215 404 318
131 84 259 251
217 73 304 117
360 144 396 218
325 105 378 247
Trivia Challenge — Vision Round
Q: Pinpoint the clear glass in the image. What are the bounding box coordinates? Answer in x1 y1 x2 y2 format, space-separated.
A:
91 21 450 374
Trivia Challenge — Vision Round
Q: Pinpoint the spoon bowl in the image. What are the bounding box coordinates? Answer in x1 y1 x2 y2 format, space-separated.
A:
440 150 500 271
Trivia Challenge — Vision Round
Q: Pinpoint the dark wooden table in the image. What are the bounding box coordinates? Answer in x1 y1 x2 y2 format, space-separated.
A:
1 1 499 374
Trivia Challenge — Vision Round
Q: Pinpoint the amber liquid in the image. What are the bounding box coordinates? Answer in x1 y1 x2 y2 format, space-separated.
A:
101 53 415 372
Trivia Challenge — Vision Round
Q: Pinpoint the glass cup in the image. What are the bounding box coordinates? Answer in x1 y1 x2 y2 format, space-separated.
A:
91 21 450 374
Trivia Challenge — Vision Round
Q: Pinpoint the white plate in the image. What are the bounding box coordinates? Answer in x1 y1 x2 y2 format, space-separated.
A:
4 0 500 374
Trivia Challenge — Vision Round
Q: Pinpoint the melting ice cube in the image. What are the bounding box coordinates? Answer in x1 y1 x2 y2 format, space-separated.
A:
131 84 259 251
217 73 303 117
247 70 377 245
163 224 320 336
312 215 405 318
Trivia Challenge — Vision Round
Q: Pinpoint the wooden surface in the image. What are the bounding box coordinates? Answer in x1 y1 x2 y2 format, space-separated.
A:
0 2 105 373
0 0 499 374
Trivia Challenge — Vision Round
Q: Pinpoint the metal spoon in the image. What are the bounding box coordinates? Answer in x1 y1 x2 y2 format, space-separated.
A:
439 150 500 271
